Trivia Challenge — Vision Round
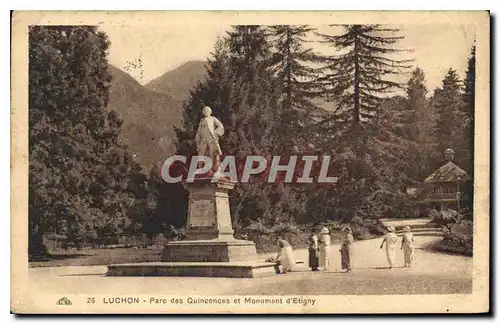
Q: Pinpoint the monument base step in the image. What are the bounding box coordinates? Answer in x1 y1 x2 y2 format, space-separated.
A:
106 261 277 278
161 239 258 262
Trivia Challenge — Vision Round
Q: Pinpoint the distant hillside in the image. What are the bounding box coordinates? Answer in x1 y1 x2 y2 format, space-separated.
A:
144 60 334 113
107 65 183 172
145 61 207 101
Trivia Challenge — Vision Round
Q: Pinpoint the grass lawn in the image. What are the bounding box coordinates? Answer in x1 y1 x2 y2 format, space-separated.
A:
29 247 163 268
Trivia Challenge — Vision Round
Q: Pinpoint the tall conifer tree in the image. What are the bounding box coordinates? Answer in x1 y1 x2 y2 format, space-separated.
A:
309 25 413 220
29 26 148 254
432 68 466 166
404 67 438 180
315 25 412 138
268 25 321 150
462 44 475 173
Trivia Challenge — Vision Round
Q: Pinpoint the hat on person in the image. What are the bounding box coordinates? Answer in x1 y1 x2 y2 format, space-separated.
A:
403 226 411 232
387 226 395 232
320 227 330 235
343 227 352 233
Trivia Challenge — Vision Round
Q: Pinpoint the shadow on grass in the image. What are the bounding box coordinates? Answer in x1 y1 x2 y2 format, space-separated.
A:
290 266 408 273
286 269 346 274
60 273 106 277
29 247 164 268
29 253 91 262
351 266 407 270
420 238 473 257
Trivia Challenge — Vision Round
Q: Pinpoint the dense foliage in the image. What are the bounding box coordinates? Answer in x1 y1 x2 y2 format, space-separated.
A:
29 26 153 255
440 232 473 256
429 208 464 231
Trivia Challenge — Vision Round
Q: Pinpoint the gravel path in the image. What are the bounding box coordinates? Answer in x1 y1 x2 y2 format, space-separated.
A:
28 237 472 295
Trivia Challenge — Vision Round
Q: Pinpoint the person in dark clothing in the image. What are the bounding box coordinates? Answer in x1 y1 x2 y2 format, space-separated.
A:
340 227 354 272
306 229 320 271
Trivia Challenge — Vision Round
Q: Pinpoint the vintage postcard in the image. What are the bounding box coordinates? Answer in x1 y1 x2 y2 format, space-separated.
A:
11 11 490 314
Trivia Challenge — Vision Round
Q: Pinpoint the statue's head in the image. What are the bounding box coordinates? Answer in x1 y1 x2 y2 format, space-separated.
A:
202 106 212 117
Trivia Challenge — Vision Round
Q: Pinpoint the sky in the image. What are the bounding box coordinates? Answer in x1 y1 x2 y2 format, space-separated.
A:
99 24 475 93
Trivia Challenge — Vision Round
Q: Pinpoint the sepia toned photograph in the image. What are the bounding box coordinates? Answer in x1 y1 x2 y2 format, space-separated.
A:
11 11 490 314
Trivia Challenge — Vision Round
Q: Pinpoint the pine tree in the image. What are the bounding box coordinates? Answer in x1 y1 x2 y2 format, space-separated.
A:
314 25 412 138
463 44 476 127
433 68 466 167
225 26 307 226
268 25 320 150
225 26 271 81
458 44 476 214
406 68 428 142
29 26 148 253
404 67 438 180
462 44 475 173
303 25 414 221
224 26 282 152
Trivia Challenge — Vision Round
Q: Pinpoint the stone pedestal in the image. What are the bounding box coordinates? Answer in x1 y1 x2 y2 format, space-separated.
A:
161 239 258 262
161 177 258 262
106 177 276 278
184 177 237 241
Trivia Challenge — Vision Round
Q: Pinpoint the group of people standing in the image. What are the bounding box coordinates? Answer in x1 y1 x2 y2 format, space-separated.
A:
307 226 354 273
380 225 415 268
272 225 415 274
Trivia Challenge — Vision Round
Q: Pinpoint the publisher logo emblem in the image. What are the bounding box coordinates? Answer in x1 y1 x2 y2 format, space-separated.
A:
56 297 72 306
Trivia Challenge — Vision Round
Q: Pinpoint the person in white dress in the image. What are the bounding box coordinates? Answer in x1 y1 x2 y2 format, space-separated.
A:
318 227 332 271
380 226 398 269
274 238 296 274
401 226 415 267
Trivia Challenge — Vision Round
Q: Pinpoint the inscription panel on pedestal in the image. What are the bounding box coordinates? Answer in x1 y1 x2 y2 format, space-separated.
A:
215 197 231 228
189 199 215 227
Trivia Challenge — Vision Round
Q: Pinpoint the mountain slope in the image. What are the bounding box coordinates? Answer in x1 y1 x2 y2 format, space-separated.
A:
144 60 333 111
145 61 207 101
107 65 183 172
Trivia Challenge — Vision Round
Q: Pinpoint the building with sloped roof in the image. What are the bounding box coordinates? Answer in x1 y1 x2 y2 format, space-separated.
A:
410 148 471 217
